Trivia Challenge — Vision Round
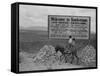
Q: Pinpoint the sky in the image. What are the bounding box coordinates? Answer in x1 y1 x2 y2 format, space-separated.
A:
19 5 96 33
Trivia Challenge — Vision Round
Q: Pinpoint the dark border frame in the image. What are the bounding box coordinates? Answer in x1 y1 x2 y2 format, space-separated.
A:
11 2 98 74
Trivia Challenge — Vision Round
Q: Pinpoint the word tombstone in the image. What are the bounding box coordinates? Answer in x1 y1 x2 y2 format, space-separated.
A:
49 15 90 39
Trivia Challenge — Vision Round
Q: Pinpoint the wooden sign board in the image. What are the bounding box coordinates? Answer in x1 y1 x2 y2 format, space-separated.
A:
48 15 90 39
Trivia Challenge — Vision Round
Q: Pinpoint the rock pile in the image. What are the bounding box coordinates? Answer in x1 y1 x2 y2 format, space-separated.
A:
33 45 63 69
77 45 96 66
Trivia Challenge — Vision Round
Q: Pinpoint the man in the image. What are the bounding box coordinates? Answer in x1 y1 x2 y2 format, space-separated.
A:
67 36 79 64
68 36 76 46
68 36 72 46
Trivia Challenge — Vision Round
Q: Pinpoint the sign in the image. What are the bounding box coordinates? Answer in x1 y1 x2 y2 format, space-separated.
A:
48 15 90 39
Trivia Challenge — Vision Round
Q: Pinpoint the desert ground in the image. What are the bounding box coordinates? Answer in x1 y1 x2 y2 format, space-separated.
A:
19 29 96 71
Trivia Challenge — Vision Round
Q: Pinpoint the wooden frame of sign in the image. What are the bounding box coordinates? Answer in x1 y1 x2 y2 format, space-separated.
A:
11 2 98 73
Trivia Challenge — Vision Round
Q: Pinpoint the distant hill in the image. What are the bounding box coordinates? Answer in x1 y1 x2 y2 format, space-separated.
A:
20 26 48 31
19 29 48 42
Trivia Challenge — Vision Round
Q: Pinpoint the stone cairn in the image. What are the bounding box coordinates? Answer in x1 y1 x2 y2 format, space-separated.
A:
32 44 96 68
33 45 63 69
77 45 96 67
